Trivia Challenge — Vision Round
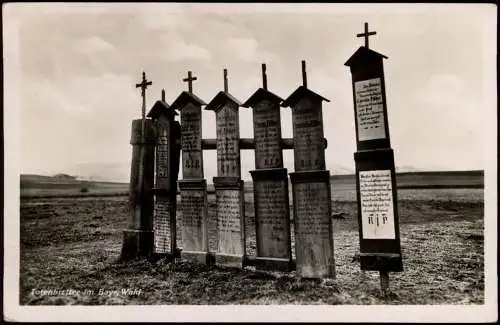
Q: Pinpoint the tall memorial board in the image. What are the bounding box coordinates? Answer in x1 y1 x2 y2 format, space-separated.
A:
170 79 212 264
282 61 335 279
147 96 181 258
206 71 245 268
243 64 292 271
345 24 403 279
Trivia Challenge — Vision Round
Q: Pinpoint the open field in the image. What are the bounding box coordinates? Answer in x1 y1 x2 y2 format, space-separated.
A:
20 186 484 305
20 170 483 198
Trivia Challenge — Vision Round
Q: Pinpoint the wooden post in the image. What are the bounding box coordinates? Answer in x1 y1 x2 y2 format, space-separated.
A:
345 23 403 292
282 61 335 279
170 77 212 265
147 94 181 260
243 63 292 272
205 69 245 268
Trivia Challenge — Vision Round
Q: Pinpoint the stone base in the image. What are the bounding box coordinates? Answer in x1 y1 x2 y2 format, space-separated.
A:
120 230 154 261
246 256 294 272
181 251 215 265
215 253 244 268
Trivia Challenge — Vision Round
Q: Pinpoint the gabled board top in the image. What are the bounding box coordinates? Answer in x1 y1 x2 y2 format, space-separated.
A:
170 91 207 111
281 85 330 108
242 88 283 108
205 91 242 112
344 46 388 67
147 100 178 120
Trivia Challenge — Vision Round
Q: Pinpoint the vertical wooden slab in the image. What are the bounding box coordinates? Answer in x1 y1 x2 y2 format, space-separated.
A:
291 98 326 172
251 171 291 271
216 104 241 178
253 99 283 169
213 181 245 268
181 102 204 179
179 180 210 264
290 171 334 278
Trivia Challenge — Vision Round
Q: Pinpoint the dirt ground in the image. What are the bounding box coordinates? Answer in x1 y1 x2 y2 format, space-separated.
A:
19 191 484 305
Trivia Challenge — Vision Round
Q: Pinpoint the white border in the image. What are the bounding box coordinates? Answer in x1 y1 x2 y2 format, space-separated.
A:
3 3 497 322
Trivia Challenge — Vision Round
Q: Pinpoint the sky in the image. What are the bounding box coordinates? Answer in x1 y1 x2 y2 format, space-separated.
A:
3 3 497 182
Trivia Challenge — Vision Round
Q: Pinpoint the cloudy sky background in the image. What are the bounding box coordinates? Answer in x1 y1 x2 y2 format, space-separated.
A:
4 3 497 182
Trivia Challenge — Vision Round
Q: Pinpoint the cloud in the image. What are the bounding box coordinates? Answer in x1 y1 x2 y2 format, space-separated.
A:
168 41 212 62
224 37 277 64
74 36 115 54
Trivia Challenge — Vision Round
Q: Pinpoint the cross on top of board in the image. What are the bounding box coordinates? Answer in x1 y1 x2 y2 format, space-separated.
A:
261 63 268 90
135 71 153 119
183 71 198 93
356 22 377 48
223 69 228 93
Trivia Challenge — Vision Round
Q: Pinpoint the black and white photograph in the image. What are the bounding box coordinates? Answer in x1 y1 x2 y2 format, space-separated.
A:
3 2 497 322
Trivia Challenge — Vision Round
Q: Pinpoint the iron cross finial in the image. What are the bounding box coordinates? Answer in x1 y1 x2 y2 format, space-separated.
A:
182 71 197 93
135 71 153 120
356 22 377 48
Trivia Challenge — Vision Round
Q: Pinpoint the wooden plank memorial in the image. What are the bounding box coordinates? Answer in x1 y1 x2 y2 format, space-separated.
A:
147 89 181 259
243 64 292 271
170 71 212 264
282 61 335 279
345 22 403 293
121 72 156 261
205 69 246 268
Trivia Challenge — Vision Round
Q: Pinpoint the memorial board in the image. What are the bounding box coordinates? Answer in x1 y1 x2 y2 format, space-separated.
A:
354 78 386 141
293 180 334 278
216 189 244 256
253 100 283 169
153 196 173 253
359 169 395 239
155 121 170 189
216 105 240 177
180 190 207 252
254 179 290 259
181 102 203 179
292 98 325 172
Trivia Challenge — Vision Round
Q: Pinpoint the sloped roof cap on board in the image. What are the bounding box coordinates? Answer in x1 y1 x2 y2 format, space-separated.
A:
169 91 206 111
146 100 178 119
344 46 388 67
242 88 283 108
205 91 242 112
281 85 330 108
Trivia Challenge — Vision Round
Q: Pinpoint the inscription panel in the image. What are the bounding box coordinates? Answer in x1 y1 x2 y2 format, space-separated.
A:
359 169 395 239
255 179 290 258
354 78 386 141
216 189 244 256
154 196 173 254
293 181 333 277
216 105 240 177
155 120 170 189
253 100 283 169
181 103 204 179
181 190 207 252
292 98 325 172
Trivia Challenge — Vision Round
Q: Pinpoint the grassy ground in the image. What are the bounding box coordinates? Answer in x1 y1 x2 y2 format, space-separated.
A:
19 191 484 305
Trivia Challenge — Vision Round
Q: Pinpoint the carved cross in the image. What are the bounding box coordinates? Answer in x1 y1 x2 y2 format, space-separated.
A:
135 71 153 120
356 22 377 48
183 71 197 93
